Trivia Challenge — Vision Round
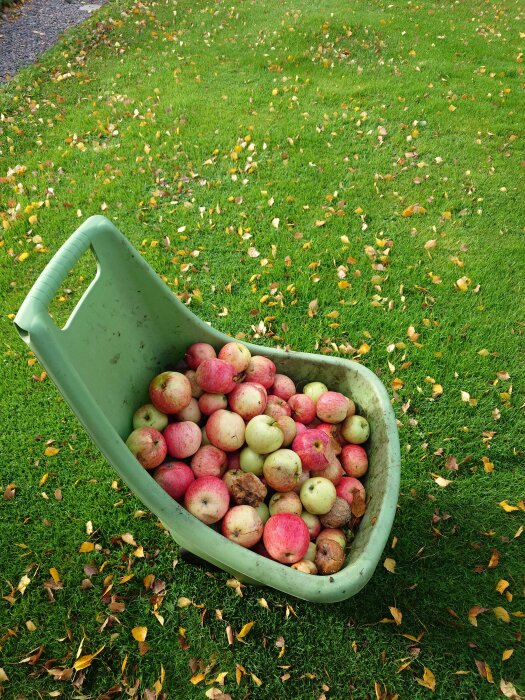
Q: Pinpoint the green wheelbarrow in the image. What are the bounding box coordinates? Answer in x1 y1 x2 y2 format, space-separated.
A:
14 215 400 603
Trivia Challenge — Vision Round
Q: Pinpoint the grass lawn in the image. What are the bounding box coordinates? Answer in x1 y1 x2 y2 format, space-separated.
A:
1 0 524 696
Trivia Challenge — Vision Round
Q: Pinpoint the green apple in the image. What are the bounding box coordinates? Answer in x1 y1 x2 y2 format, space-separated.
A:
300 477 337 515
303 541 317 562
255 501 270 524
303 381 328 404
240 446 265 475
245 414 284 454
341 415 370 444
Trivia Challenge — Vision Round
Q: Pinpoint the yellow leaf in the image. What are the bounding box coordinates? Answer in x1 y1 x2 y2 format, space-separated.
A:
415 666 436 691
121 532 137 546
190 673 206 685
237 621 255 639
79 542 95 553
482 457 494 473
26 620 36 632
73 645 105 671
496 579 510 595
338 280 351 289
449 104 457 111
143 574 155 589
441 211 452 220
468 605 487 626
177 597 193 608
49 568 60 584
28 215 38 226
358 343 370 355
326 310 340 319
456 276 471 292
0 668 8 682
44 447 59 457
383 558 396 573
39 473 49 486
17 575 31 594
493 607 510 623
391 378 404 390
502 649 514 661
499 501 519 513
17 252 30 262
389 606 402 625
257 598 269 609
251 673 263 686
432 384 443 396
434 476 452 488
131 626 148 642
478 348 490 356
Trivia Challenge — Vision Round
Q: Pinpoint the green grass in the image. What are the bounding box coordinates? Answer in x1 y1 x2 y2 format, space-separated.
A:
1 0 524 697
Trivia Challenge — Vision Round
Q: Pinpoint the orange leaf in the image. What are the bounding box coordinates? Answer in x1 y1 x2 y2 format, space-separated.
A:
468 606 488 626
488 550 500 568
190 673 206 685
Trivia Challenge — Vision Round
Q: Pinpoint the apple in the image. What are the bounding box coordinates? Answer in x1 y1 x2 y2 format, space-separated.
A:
336 477 365 506
198 392 228 416
293 469 311 494
228 382 267 420
341 444 368 478
153 461 194 501
316 528 346 550
206 409 246 451
292 429 333 471
244 355 276 389
320 497 351 528
149 371 192 414
255 501 270 524
263 513 310 564
316 391 350 424
185 342 216 370
222 468 244 495
291 560 318 574
252 539 272 559
294 421 308 437
133 403 169 432
303 541 317 562
184 369 204 399
341 415 370 444
239 446 265 476
264 395 292 421
230 472 267 507
317 423 343 455
175 397 201 424
221 505 263 547
218 342 251 373
303 381 328 404
184 476 230 524
226 450 241 470
191 445 227 478
263 449 302 492
288 394 316 424
269 491 303 516
316 456 344 486
300 477 337 515
272 374 296 401
301 511 321 539
196 358 237 394
245 415 284 454
201 424 210 446
126 427 167 469
164 421 202 459
276 415 297 446
315 538 345 575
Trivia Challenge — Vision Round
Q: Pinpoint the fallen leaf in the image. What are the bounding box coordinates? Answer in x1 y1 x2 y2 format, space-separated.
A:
493 607 510 623
389 606 402 625
79 542 95 553
488 549 500 568
73 645 105 671
500 679 524 699
44 447 59 457
121 533 137 546
49 568 60 584
177 597 193 608
496 579 510 594
499 501 519 513
415 667 436 691
468 606 488 626
190 673 206 685
383 558 396 573
434 476 452 488
17 575 31 595
0 668 7 682
236 621 255 639
502 649 514 661
131 626 148 641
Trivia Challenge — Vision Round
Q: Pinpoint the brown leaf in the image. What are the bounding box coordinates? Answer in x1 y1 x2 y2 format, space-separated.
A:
445 456 458 471
19 645 44 664
3 483 16 500
488 549 500 568
468 606 488 626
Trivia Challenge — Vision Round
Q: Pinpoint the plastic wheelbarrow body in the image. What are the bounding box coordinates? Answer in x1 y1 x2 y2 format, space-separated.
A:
14 216 400 603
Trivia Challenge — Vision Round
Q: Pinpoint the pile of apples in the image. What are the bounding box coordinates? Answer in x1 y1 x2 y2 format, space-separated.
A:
126 342 370 576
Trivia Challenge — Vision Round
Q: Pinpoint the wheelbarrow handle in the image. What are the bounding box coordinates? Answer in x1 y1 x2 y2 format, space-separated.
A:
14 215 119 335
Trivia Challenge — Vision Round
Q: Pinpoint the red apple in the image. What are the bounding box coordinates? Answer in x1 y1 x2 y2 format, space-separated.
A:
133 403 168 432
272 374 296 401
316 456 344 486
126 427 167 470
196 358 237 394
294 421 308 437
263 513 310 564
264 395 292 420
269 491 303 516
198 392 228 416
164 421 202 459
175 397 201 424
336 477 365 506
221 505 263 547
226 450 241 470
185 342 216 370
244 355 276 389
191 445 228 478
153 461 194 501
288 394 316 424
228 382 267 420
340 444 368 478
263 449 302 492
316 391 350 424
184 476 230 524
218 342 251 373
206 409 245 452
317 423 343 455
149 371 192 414
292 429 333 471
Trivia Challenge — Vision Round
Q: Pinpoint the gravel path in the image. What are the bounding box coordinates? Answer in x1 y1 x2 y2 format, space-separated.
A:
0 0 107 81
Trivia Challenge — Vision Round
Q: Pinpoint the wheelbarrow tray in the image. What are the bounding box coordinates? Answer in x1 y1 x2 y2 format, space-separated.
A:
14 216 400 603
